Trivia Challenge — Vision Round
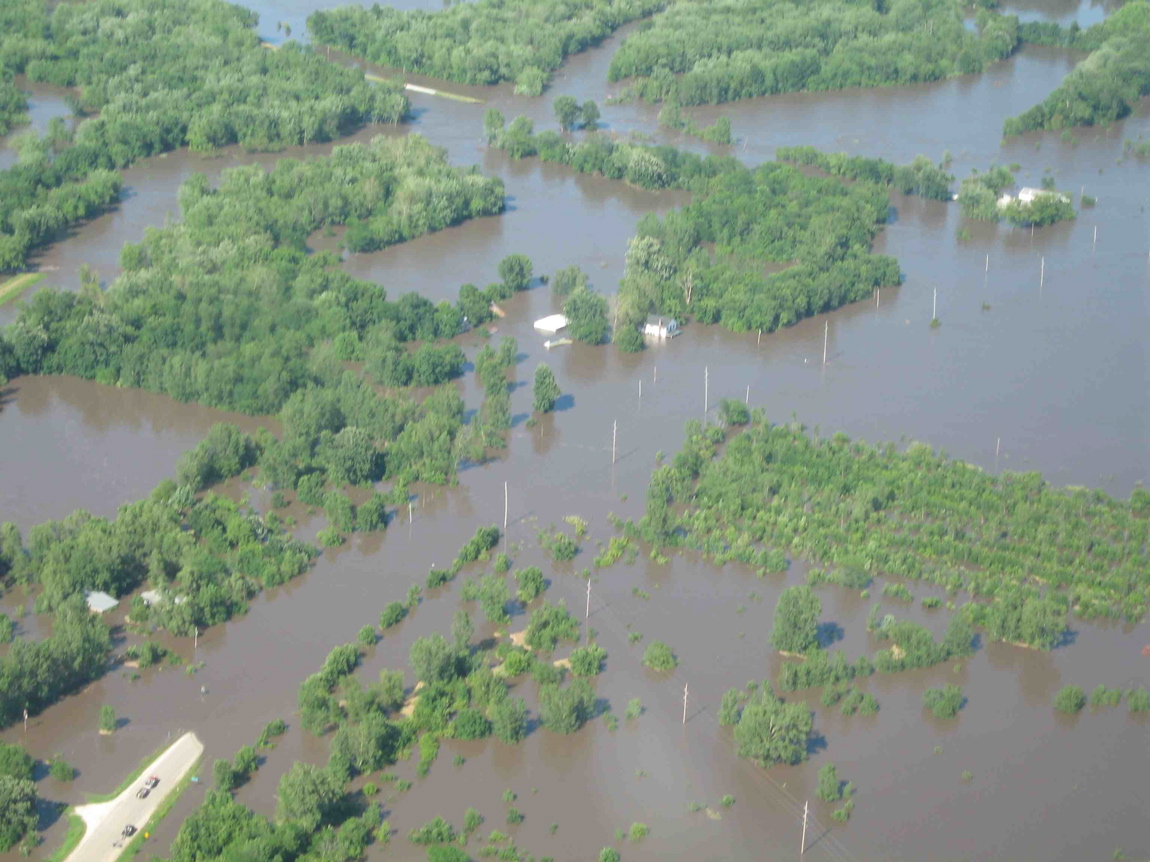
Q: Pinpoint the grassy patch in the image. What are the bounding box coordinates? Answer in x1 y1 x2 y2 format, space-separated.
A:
119 756 202 862
0 272 45 307
85 738 176 804
43 812 85 862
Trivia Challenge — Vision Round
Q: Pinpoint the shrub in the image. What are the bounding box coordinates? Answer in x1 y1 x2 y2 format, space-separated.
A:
625 698 643 719
1055 685 1087 714
357 625 377 646
629 823 648 841
550 533 578 561
642 641 677 671
1090 685 1122 708
817 763 842 802
380 602 408 629
48 755 75 782
922 684 964 719
98 705 116 733
1128 687 1150 713
569 644 607 676
515 567 545 603
453 709 492 740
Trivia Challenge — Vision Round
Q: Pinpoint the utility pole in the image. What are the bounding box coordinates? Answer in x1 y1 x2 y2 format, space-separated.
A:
23 708 28 733
638 379 642 401
194 627 198 649
757 328 761 345
503 481 508 531
654 365 657 383
586 579 591 620
933 288 938 321
612 420 617 464
801 800 809 855
876 288 880 307
985 254 989 273
409 501 413 523
704 366 709 417
745 385 750 405
1040 256 1045 287
1093 225 1097 246
822 320 828 365
683 682 688 724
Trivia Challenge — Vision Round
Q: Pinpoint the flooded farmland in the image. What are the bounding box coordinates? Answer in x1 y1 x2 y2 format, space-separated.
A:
2 0 1149 860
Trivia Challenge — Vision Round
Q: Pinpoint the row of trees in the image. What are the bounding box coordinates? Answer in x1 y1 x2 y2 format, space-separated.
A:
1003 2 1150 135
0 0 412 271
0 75 25 136
489 120 903 340
641 415 1150 623
776 146 954 200
308 0 665 95
607 0 1022 104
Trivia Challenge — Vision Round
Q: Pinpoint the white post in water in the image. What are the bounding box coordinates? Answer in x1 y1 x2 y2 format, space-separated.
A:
409 501 413 523
985 254 989 273
194 627 198 649
1040 256 1045 287
503 481 508 531
757 328 762 345
876 288 880 307
1093 225 1097 246
745 385 750 405
801 800 809 854
654 365 657 383
996 437 1001 459
822 320 828 365
704 366 709 417
586 579 591 620
683 683 688 724
23 708 28 733
933 288 938 321
639 379 642 401
612 420 617 465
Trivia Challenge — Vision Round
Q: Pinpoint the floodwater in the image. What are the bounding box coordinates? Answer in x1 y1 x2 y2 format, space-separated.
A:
3 1 1150 860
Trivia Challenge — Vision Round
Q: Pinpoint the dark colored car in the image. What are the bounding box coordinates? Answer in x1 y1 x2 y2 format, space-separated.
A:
145 776 160 789
135 787 149 799
122 825 136 838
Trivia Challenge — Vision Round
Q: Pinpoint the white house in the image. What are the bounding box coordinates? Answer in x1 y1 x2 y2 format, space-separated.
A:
1004 186 1071 206
533 314 568 334
643 315 679 339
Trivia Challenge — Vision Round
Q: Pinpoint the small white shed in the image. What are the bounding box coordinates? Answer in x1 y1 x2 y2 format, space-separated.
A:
643 315 679 339
85 591 119 614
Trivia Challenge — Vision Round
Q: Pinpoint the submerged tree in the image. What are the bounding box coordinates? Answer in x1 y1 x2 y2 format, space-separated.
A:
770 586 821 654
533 364 561 413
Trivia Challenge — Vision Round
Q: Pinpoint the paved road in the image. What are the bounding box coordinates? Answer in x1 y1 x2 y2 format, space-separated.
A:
68 732 203 862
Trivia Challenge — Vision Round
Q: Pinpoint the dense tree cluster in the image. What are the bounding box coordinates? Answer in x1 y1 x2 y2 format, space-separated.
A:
308 0 665 95
722 681 813 767
641 417 1150 622
956 165 1075 227
0 76 27 137
491 122 901 337
607 0 1021 105
1004 2 1150 135
1 136 507 488
0 0 411 272
776 146 953 200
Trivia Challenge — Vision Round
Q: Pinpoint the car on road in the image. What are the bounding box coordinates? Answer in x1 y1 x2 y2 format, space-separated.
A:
121 825 136 838
136 787 149 799
145 775 160 789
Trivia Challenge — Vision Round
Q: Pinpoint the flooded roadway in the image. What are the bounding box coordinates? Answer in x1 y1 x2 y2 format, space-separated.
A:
2 0 1149 860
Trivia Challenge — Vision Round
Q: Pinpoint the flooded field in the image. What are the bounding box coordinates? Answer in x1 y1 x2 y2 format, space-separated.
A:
2 0 1149 860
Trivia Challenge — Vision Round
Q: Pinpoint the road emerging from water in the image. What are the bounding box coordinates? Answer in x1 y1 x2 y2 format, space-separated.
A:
68 732 203 862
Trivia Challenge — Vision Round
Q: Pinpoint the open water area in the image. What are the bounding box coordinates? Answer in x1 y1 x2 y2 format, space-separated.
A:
2 0 1149 859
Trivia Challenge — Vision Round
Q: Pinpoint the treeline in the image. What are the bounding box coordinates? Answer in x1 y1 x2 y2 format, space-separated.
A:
1004 2 1150 135
776 146 953 200
0 0 410 271
641 415 1150 622
489 118 901 338
607 0 1021 105
0 75 26 136
308 0 666 96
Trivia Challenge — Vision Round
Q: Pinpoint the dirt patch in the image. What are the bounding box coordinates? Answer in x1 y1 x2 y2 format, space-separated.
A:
399 681 426 719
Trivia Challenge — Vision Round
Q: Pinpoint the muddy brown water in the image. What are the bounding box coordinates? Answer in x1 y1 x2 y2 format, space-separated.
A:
3 1 1150 860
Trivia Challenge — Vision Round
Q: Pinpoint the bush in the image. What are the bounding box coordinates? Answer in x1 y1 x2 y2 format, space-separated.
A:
48 756 75 782
515 567 545 603
922 684 964 719
380 602 408 629
357 625 377 646
1055 685 1086 714
1128 687 1150 713
625 698 643 719
642 641 677 671
569 644 607 676
550 533 577 561
629 822 648 841
1089 685 1122 708
600 849 621 862
817 763 842 802
98 705 116 733
453 708 492 740
0 745 34 781
615 326 644 352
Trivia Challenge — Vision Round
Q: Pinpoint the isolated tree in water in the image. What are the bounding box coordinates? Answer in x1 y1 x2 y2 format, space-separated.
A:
533 364 561 413
553 95 580 130
770 586 821 654
497 254 533 293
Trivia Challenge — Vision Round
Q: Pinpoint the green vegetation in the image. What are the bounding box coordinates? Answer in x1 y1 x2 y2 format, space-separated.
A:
839 686 879 717
922 684 964 719
1055 685 1087 714
0 743 34 781
770 586 820 654
524 601 580 652
640 417 1150 623
120 756 203 862
777 649 874 692
1089 685 1122 709
629 822 648 841
0 0 409 272
564 286 611 344
308 0 665 94
43 812 85 862
816 763 844 803
0 272 46 308
1005 3 1150 135
726 681 812 768
608 0 1021 105
658 103 733 144
0 775 38 851
625 698 643 719
569 643 608 676
538 680 596 733
48 755 75 782
533 364 562 413
1128 688 1150 713
777 147 953 200
492 126 901 338
99 704 117 733
641 640 678 671
0 76 27 137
